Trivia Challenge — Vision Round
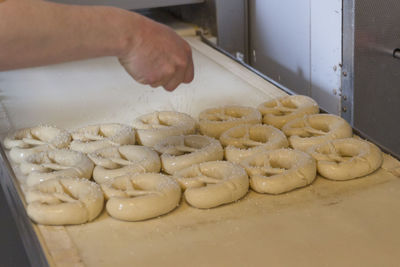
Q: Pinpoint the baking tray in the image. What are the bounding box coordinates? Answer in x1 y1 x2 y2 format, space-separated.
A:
0 37 399 267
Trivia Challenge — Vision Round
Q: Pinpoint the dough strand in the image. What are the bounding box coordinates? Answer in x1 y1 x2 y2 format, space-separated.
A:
282 114 353 151
101 173 181 221
308 138 383 180
173 161 249 209
132 111 197 147
258 95 319 129
199 105 262 138
154 135 224 174
242 148 317 194
26 177 104 225
88 145 161 184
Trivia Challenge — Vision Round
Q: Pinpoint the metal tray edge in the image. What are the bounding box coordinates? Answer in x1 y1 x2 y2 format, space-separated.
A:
0 144 49 267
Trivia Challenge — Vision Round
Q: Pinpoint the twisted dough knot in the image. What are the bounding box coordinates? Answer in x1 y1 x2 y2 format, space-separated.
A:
21 149 94 187
101 173 181 221
258 95 319 129
308 138 383 180
242 148 317 194
154 135 224 174
220 124 289 163
70 123 136 153
199 105 262 138
88 145 161 184
4 126 71 150
132 111 197 147
282 114 353 151
173 161 249 209
5 126 71 164
25 177 104 225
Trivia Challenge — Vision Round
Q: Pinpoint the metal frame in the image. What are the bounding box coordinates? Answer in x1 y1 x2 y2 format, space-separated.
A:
0 145 49 267
50 0 204 10
215 0 249 62
198 32 295 97
341 0 355 124
341 0 400 159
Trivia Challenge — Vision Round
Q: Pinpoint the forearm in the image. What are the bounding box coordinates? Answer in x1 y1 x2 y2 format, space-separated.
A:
0 0 137 70
0 0 194 91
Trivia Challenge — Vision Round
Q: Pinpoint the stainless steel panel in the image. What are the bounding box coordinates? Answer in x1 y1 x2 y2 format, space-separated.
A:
343 0 400 157
215 0 248 62
342 0 355 123
248 0 311 96
50 0 204 10
247 0 342 114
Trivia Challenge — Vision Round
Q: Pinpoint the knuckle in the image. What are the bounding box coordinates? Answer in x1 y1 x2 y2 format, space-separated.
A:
176 58 187 69
145 75 159 85
150 83 159 88
165 65 176 76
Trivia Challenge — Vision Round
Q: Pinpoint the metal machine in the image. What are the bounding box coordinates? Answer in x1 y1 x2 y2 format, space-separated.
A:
159 0 399 158
214 0 400 158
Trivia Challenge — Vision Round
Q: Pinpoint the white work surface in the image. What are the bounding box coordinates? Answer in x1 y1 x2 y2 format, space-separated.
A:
0 37 400 267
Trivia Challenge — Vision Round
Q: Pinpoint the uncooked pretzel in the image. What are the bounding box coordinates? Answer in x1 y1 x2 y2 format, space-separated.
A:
70 123 135 153
9 145 50 164
101 173 181 221
173 161 249 209
4 125 71 150
25 177 104 225
198 105 262 138
242 148 317 194
132 111 197 147
282 114 353 151
21 149 94 186
220 124 289 163
154 135 224 174
308 138 383 180
258 95 319 129
88 145 161 184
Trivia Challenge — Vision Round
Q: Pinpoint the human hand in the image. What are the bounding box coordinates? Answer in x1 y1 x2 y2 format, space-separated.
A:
119 15 194 91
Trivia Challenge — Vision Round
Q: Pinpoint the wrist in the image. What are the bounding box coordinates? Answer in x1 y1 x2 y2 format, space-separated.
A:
112 9 146 58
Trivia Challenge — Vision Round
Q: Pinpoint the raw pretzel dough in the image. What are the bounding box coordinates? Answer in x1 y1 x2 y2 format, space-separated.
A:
173 161 249 209
258 95 319 129
25 177 104 225
242 148 317 194
154 135 224 174
308 138 383 180
22 150 94 186
198 105 262 138
70 123 135 153
88 145 161 184
101 173 181 221
220 124 289 163
5 126 71 163
9 145 50 164
282 114 352 151
132 111 197 147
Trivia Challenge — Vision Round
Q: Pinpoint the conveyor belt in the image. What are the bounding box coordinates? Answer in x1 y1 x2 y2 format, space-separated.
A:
0 37 399 267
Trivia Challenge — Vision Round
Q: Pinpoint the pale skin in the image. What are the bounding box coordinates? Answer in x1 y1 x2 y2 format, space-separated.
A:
0 0 194 91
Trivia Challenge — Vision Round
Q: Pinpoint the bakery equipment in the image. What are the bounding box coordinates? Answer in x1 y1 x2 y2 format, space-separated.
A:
1 35 400 267
213 0 400 158
1 1 400 266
